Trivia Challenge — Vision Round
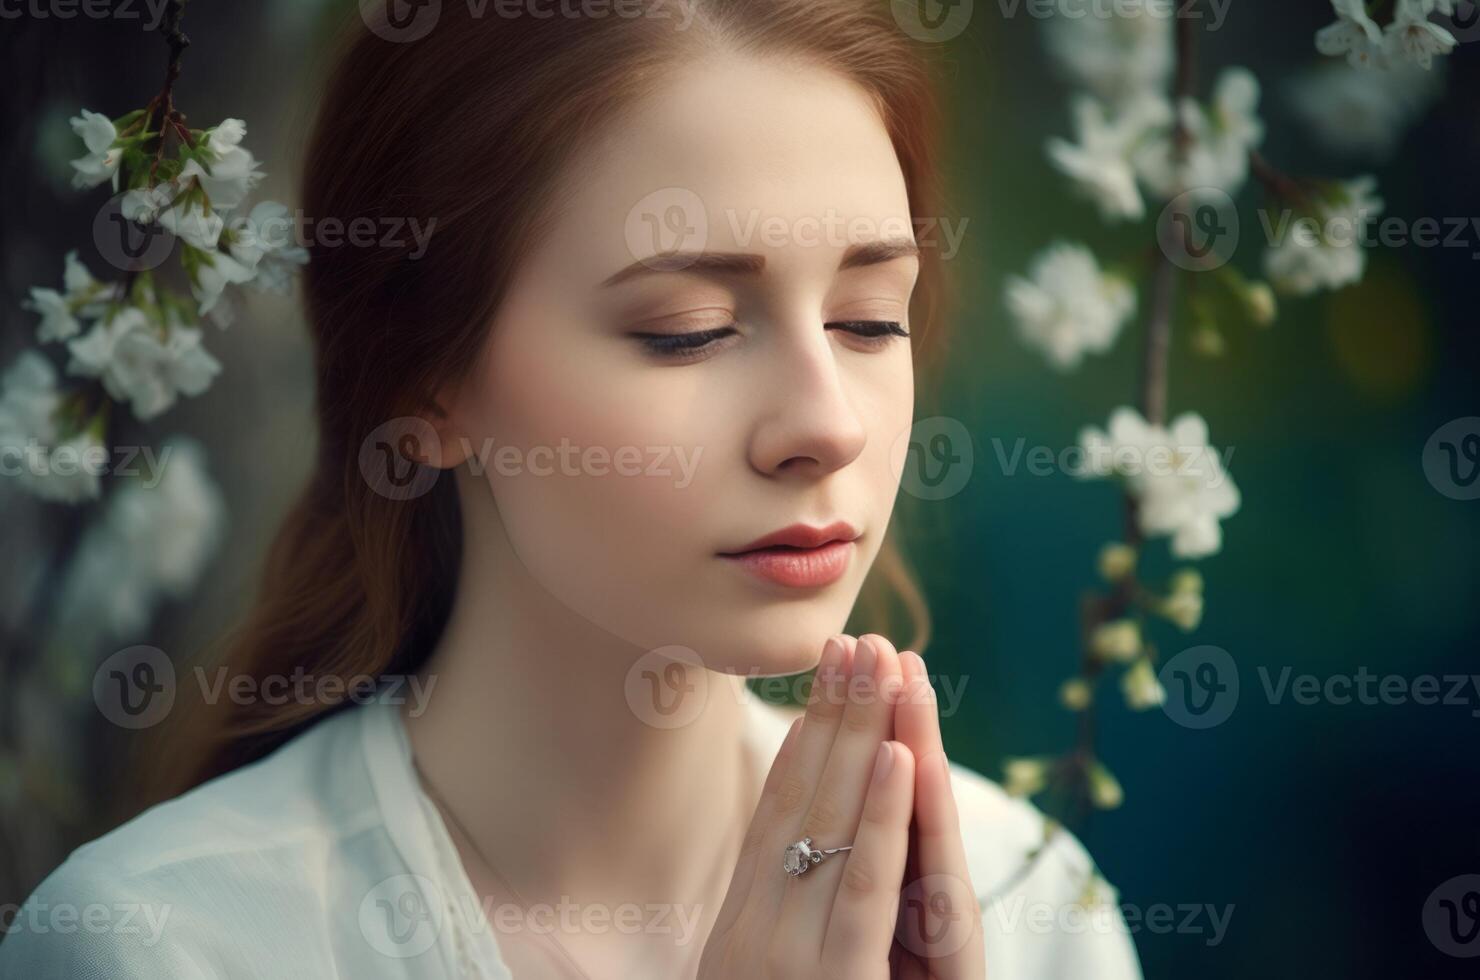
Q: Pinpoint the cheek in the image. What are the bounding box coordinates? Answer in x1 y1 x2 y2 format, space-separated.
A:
474 314 725 650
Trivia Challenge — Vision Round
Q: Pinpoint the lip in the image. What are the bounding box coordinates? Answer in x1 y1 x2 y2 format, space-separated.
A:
718 521 860 589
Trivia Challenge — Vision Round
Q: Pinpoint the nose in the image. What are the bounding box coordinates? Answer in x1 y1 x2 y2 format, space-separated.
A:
746 320 868 478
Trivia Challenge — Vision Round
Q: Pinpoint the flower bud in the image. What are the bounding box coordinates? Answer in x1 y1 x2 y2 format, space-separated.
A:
1003 757 1049 798
1120 657 1166 710
1245 281 1277 327
1170 568 1204 595
1059 677 1093 711
1096 542 1136 582
1091 619 1141 663
1088 761 1123 809
1162 590 1204 631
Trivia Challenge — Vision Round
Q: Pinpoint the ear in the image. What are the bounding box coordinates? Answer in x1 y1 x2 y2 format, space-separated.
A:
412 383 477 471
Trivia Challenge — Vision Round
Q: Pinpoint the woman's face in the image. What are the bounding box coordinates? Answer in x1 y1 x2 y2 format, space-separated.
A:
448 52 918 677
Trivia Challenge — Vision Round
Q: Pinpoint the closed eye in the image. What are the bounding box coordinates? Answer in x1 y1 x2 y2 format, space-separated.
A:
631 320 909 361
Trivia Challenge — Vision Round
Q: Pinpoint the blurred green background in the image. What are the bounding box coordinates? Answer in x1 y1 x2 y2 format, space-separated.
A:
2 1 1477 977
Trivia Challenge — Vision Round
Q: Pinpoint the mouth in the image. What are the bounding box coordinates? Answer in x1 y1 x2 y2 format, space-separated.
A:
717 521 860 589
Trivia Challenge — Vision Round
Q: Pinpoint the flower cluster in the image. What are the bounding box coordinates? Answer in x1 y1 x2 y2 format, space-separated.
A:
1316 0 1459 71
1262 176 1385 296
5 107 307 503
1077 408 1241 560
1004 244 1136 370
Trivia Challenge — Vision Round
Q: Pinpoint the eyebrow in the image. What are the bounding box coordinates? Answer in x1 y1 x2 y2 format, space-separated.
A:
599 236 920 288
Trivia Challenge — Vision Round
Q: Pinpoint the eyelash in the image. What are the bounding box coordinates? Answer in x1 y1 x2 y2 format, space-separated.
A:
632 320 910 359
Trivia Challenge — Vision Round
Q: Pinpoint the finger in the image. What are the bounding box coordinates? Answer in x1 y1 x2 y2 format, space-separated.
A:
747 635 853 912
895 650 985 977
776 633 904 952
820 740 915 974
711 713 804 938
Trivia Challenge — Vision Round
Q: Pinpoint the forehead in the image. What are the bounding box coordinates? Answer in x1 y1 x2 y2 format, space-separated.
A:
528 51 914 285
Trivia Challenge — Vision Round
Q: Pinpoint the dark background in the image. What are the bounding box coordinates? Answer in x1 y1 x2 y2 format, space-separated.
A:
1 1 1476 977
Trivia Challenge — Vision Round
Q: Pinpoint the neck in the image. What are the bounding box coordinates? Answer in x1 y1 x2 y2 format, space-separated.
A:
401 487 760 911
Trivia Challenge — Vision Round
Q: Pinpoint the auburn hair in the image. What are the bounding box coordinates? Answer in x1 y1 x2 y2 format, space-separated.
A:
147 0 957 803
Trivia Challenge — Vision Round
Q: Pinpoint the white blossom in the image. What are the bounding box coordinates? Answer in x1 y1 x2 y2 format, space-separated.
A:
1263 175 1384 295
65 307 222 421
1132 68 1264 201
55 438 224 640
1048 95 1169 222
0 351 104 503
227 200 309 294
1315 0 1386 68
23 250 119 343
1005 243 1136 371
122 181 224 251
1384 0 1457 70
1077 407 1241 559
182 118 265 212
68 109 122 191
1043 9 1173 106
1286 60 1443 161
190 251 256 320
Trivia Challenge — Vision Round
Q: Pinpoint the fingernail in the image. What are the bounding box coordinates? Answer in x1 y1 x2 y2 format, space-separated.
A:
873 741 895 783
854 636 878 679
819 636 843 677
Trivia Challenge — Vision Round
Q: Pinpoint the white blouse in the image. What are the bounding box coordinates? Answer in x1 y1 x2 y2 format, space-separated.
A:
0 686 1144 978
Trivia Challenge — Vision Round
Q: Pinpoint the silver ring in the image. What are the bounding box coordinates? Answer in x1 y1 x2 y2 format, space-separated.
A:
783 836 853 877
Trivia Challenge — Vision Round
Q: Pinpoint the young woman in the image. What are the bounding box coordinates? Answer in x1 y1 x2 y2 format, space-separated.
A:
2 1 1143 977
